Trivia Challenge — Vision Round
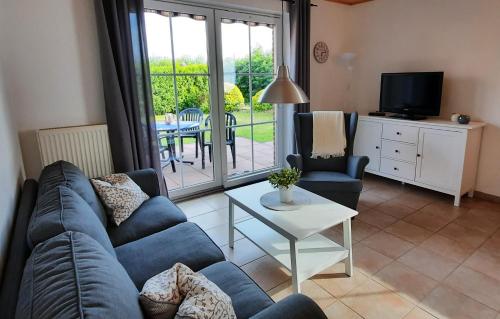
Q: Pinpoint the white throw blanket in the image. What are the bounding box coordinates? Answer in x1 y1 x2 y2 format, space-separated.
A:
311 111 346 158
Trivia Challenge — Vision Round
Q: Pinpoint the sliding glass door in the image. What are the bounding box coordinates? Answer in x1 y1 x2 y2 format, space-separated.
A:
215 11 281 186
144 2 222 197
144 1 281 197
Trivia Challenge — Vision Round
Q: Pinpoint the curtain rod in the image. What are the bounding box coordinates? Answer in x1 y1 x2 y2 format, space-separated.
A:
282 0 318 7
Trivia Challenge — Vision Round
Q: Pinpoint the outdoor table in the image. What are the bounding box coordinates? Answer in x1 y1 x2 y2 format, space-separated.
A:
156 121 200 166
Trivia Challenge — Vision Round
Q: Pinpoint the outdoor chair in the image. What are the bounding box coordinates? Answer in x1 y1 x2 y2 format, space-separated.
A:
201 112 237 169
178 108 204 158
158 132 176 173
287 112 369 210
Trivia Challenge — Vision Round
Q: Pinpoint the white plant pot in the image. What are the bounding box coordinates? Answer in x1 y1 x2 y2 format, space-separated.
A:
279 186 293 203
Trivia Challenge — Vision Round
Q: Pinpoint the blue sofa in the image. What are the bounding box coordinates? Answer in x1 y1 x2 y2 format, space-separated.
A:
0 161 326 319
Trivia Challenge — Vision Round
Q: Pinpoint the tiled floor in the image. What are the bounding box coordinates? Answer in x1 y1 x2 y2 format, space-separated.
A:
162 137 275 191
177 174 500 319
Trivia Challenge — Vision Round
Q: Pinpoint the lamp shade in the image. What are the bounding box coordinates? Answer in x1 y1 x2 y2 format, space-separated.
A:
258 65 310 104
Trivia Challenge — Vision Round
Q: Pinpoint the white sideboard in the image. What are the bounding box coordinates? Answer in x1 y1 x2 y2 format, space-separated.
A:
353 115 485 206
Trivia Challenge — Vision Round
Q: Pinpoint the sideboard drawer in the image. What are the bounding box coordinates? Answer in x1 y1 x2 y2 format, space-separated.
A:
381 140 418 163
380 158 416 180
382 124 419 144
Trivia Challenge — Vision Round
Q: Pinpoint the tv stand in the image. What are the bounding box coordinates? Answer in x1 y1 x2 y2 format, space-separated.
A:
354 116 485 206
389 114 427 121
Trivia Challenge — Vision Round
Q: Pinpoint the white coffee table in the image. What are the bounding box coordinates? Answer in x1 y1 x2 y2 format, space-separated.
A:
225 181 358 293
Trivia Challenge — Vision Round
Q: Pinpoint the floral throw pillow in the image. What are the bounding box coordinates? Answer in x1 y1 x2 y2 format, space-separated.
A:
140 263 236 319
91 173 149 226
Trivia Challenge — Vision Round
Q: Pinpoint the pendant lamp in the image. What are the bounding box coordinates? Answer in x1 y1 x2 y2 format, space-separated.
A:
259 1 310 104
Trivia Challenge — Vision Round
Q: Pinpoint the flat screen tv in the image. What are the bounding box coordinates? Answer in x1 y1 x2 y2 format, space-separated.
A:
379 72 444 120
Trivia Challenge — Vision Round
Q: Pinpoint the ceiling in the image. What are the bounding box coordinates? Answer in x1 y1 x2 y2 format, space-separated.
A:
326 0 373 5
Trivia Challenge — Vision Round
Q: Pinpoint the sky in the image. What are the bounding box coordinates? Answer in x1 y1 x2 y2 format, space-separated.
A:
144 12 274 63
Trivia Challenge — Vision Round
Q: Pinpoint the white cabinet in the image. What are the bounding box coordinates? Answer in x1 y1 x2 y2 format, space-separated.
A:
353 121 382 172
354 116 485 206
416 128 463 191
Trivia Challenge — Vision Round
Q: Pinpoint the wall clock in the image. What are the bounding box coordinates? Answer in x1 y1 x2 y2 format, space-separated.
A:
313 41 329 64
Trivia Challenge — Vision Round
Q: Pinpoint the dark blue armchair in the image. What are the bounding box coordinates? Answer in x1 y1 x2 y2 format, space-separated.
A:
287 112 369 209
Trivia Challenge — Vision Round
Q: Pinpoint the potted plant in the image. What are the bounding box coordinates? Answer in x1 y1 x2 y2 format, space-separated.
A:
268 168 301 203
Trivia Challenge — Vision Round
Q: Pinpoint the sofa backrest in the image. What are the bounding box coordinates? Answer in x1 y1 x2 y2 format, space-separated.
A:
16 231 144 319
27 186 116 257
37 161 108 227
293 112 359 172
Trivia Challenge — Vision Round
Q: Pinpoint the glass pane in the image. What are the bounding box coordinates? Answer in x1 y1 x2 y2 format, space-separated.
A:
151 75 175 116
175 75 211 113
222 75 249 125
250 25 275 74
171 15 209 72
174 75 214 187
227 126 252 177
249 75 274 121
145 12 174 73
221 21 249 76
253 123 276 171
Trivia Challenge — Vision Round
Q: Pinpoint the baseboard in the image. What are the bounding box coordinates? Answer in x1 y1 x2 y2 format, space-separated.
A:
475 191 500 203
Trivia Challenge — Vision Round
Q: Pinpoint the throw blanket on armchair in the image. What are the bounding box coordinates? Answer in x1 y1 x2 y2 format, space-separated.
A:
311 111 346 158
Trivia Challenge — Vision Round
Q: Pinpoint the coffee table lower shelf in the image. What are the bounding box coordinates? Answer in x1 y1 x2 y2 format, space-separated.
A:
234 218 350 291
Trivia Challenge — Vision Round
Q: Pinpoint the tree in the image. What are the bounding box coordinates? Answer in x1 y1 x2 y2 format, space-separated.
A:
235 47 274 103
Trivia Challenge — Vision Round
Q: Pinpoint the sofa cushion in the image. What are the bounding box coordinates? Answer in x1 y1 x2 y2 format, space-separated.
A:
27 186 116 257
140 262 236 319
16 232 143 319
298 171 363 193
91 174 149 226
107 196 187 247
115 222 225 289
37 161 107 227
200 261 274 319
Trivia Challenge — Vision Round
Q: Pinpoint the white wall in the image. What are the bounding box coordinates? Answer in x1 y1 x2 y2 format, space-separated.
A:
347 0 500 196
0 0 25 281
2 0 106 179
310 0 353 110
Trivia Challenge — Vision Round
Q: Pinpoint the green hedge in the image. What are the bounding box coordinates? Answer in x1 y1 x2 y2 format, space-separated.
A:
223 83 244 112
252 89 273 111
149 48 274 116
150 60 210 115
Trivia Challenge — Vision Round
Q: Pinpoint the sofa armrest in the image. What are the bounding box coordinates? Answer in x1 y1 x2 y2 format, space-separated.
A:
347 155 370 179
286 154 304 170
250 294 327 319
126 168 161 197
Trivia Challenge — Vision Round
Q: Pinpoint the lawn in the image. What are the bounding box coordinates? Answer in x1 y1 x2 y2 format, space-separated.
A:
155 110 275 143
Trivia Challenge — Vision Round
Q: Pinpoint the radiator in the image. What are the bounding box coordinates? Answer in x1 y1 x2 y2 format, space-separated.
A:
37 124 114 178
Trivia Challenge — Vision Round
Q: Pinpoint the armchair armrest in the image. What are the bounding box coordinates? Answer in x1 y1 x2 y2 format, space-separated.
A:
250 294 327 319
286 154 303 170
347 155 370 179
126 168 161 197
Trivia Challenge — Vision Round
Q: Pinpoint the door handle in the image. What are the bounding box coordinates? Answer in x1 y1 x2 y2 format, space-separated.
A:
395 150 400 153
396 132 402 135
394 167 399 171
417 154 421 157
375 146 380 149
